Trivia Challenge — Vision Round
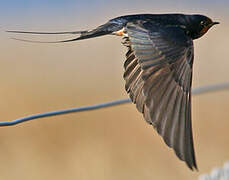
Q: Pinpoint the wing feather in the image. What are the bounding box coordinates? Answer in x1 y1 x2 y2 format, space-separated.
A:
122 21 197 169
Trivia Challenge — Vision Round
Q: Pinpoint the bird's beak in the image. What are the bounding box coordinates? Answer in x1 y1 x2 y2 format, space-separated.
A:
212 22 220 26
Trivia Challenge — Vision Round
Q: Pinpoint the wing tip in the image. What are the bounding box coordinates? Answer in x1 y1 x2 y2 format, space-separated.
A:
187 161 198 171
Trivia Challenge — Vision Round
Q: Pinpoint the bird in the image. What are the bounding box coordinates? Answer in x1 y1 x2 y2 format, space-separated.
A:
7 13 219 170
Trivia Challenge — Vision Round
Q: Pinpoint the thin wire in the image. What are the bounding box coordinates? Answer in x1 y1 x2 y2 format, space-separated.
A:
192 82 229 95
0 99 131 127
0 82 229 127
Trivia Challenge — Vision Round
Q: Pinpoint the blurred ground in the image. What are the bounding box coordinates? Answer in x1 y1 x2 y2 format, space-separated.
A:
0 5 228 180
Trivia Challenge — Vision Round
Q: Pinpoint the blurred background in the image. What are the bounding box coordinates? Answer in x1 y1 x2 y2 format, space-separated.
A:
0 1 229 180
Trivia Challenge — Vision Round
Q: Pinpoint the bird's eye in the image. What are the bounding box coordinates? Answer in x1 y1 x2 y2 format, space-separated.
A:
200 21 205 26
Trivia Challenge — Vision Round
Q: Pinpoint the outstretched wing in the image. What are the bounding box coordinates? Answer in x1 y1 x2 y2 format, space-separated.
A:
123 21 197 170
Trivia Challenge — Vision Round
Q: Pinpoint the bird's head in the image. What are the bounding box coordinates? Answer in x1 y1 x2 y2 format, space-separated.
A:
186 15 219 39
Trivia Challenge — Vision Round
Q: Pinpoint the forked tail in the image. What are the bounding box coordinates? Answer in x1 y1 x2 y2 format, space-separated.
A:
6 20 125 43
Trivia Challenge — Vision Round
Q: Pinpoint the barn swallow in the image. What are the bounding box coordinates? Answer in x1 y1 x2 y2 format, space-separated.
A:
7 13 219 170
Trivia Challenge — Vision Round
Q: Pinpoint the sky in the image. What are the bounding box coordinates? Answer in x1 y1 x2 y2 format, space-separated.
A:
1 0 228 26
